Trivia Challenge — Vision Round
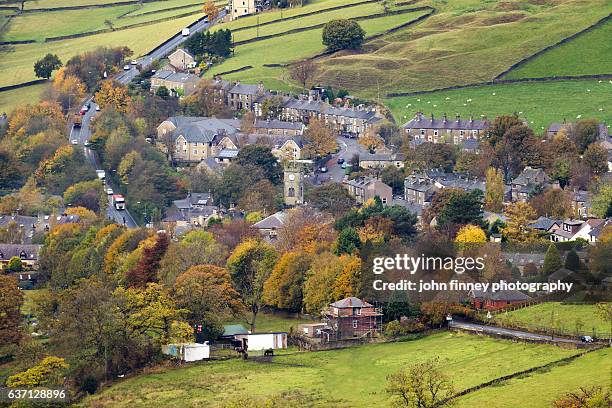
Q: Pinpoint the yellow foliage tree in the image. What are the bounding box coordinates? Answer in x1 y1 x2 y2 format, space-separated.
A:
484 167 504 213
7 356 68 387
502 201 539 243
95 80 131 113
358 128 384 153
203 0 219 20
66 206 97 222
455 224 487 244
332 255 361 299
302 119 337 158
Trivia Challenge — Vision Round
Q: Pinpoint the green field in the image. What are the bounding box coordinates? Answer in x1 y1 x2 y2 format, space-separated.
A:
1 5 137 41
503 18 612 79
311 0 612 97
492 302 610 338
456 347 611 408
0 13 201 88
0 83 47 115
207 8 431 88
385 79 612 131
82 332 586 407
225 312 315 333
19 0 135 10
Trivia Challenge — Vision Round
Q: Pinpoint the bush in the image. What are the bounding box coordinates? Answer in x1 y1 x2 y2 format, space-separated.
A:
80 375 99 394
322 20 365 52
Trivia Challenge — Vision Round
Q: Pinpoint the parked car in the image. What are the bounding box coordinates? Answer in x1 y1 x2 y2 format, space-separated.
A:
123 65 130 71
131 60 138 65
580 335 594 343
106 188 114 195
341 162 347 169
71 139 78 145
337 158 345 164
319 167 328 173
95 105 101 111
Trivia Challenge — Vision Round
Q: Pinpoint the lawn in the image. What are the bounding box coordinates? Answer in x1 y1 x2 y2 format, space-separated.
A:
384 79 612 132
492 302 610 338
1 5 138 42
0 82 48 115
20 0 135 10
311 0 612 97
503 18 612 79
207 8 431 90
456 347 611 408
82 332 583 407
0 13 202 88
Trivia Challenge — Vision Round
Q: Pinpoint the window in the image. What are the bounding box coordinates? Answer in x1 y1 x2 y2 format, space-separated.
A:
193 150 198 155
433 130 438 137
288 187 295 197
459 130 464 136
352 320 358 328
356 308 362 315
420 129 425 136
382 197 387 204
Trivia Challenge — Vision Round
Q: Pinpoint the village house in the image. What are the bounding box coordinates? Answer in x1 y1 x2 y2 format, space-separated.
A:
344 177 392 206
324 297 383 340
570 189 593 219
529 216 562 234
359 152 405 170
230 0 256 20
546 121 609 140
227 81 267 111
150 71 199 97
511 166 551 202
469 289 531 311
501 252 545 274
156 116 241 163
252 211 288 240
404 173 437 206
162 192 221 234
0 244 42 271
402 112 489 146
253 119 304 136
164 48 196 72
549 218 607 243
322 105 380 137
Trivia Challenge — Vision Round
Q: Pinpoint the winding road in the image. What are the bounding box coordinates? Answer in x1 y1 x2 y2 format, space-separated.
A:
450 320 584 344
68 12 225 228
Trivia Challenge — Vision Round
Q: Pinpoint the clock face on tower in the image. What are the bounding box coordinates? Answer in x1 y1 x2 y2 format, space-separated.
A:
288 174 295 181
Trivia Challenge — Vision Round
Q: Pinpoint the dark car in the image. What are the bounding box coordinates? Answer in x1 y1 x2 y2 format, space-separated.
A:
580 335 594 343
337 158 345 164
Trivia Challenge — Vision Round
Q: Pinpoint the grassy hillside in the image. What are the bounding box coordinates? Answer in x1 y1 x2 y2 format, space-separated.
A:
503 17 612 79
456 348 611 408
312 0 612 97
0 13 201 88
492 302 610 337
82 332 582 407
207 7 431 87
0 83 47 115
385 79 612 131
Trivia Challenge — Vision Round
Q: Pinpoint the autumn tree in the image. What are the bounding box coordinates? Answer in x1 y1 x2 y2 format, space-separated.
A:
0 275 23 347
502 201 538 243
48 67 87 112
529 188 572 219
174 265 244 338
386 358 455 408
359 129 385 153
303 118 337 157
332 254 361 299
94 80 131 113
274 207 336 254
181 79 233 118
263 251 312 311
290 59 317 89
404 142 456 172
484 167 504 213
202 0 219 20
302 252 345 313
591 182 612 218
125 232 170 287
306 182 356 217
235 144 282 184
455 224 486 247
571 119 600 153
34 53 62 79
542 243 562 276
226 239 278 331
7 356 68 388
552 386 611 408
583 143 608 175
335 227 361 255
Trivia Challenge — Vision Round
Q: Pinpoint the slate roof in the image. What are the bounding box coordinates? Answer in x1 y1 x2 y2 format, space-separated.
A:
222 324 249 336
173 117 240 143
345 176 384 189
589 219 611 240
512 166 550 186
252 211 288 230
529 216 561 231
323 106 378 121
173 192 213 209
470 289 531 302
425 169 485 192
330 297 373 308
254 119 304 131
360 153 405 162
284 99 328 112
402 113 489 130
501 252 546 266
0 244 42 261
0 215 37 229
216 149 239 159
243 134 304 149
548 268 575 282
152 70 199 83
404 173 436 193
229 83 261 95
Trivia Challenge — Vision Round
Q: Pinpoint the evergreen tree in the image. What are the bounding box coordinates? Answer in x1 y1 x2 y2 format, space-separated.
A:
564 249 580 271
335 227 361 255
542 244 562 276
